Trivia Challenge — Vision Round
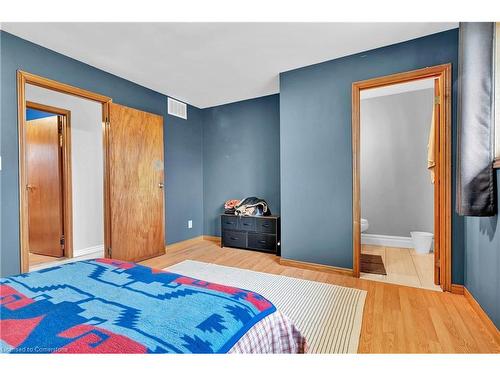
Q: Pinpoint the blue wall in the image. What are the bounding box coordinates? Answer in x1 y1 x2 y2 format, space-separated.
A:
26 108 55 120
1 27 498 328
203 94 280 236
0 31 204 276
464 169 500 328
279 29 464 283
166 105 204 244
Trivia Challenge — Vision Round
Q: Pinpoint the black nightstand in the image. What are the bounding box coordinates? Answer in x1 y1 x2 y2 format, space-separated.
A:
220 214 280 255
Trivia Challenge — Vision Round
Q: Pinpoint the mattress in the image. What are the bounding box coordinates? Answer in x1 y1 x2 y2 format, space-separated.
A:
0 259 306 354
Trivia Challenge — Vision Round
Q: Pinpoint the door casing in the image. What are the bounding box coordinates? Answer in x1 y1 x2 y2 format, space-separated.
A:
26 101 71 259
17 71 112 273
26 116 63 257
351 64 452 292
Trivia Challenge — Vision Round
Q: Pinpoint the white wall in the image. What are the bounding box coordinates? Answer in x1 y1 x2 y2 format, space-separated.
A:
26 85 104 256
360 88 434 237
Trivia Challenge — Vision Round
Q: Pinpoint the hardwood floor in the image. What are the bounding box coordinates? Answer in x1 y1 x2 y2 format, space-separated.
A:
28 252 63 267
140 237 500 353
361 245 441 291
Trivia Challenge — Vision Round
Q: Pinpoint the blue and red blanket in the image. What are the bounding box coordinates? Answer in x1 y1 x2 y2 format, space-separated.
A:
0 259 276 353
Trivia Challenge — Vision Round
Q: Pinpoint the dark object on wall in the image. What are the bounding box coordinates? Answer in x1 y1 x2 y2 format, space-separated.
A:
221 214 280 255
457 22 497 217
235 197 271 216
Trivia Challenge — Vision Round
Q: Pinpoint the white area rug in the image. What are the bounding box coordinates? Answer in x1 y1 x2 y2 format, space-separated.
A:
166 260 367 353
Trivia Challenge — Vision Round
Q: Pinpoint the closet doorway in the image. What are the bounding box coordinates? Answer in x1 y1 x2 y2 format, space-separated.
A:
352 64 452 292
25 101 71 268
17 71 166 273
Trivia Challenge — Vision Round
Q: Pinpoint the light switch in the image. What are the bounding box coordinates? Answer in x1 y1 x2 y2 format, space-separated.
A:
188 220 193 229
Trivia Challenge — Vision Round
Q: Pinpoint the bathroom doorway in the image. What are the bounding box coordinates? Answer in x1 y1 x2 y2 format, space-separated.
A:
352 65 452 292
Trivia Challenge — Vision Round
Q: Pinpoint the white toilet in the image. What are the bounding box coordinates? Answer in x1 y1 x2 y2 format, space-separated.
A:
361 218 369 233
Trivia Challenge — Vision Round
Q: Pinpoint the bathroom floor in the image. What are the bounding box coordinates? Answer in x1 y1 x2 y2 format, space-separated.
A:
360 245 442 291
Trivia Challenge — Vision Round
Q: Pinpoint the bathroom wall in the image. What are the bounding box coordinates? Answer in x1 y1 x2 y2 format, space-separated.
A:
360 88 434 237
26 84 104 256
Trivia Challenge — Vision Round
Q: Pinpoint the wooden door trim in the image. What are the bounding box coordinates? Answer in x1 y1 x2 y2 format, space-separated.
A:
19 71 112 103
433 78 441 285
351 64 453 292
18 71 112 273
26 101 73 260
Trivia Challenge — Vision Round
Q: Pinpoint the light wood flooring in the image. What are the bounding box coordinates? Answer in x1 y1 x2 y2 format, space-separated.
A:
360 245 441 291
140 237 500 353
28 252 63 267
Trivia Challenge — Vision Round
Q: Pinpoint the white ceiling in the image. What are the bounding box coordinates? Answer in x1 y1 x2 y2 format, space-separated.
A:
2 23 457 108
361 77 435 100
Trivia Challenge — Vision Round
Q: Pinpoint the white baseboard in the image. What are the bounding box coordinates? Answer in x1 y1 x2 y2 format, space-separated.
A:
361 234 413 248
73 245 104 258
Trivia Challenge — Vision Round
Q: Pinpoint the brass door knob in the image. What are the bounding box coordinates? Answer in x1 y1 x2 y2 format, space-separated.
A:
158 183 164 189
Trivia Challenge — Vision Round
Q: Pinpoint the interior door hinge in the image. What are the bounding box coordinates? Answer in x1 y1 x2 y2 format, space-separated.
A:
106 247 112 258
58 122 63 147
434 96 440 105
60 235 65 250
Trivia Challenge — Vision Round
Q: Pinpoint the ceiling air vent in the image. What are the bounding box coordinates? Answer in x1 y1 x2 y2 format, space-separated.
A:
168 97 187 120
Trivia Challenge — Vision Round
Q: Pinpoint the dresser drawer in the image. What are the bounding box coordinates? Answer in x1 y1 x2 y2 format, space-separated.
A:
256 218 276 234
248 233 276 252
239 216 256 231
222 216 239 230
223 230 247 248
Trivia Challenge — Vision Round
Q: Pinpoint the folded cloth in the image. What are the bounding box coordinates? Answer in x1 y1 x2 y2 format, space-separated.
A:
427 105 436 184
235 197 271 216
224 199 241 214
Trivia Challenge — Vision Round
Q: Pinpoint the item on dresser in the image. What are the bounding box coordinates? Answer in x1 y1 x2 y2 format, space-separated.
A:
224 199 241 214
234 197 271 216
221 214 280 255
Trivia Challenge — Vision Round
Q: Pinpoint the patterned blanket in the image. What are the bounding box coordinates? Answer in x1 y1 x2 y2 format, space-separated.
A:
0 259 276 353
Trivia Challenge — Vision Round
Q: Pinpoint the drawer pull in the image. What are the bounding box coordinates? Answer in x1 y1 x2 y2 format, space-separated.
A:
258 240 267 244
243 223 251 226
230 237 239 241
225 221 235 225
262 224 270 227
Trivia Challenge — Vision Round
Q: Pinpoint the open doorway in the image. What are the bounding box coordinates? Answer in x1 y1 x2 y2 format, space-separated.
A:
358 78 438 290
18 71 166 273
352 64 452 292
21 81 106 272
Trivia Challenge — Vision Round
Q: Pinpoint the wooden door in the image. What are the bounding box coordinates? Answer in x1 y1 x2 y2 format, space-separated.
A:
108 103 165 262
433 78 441 285
26 116 64 257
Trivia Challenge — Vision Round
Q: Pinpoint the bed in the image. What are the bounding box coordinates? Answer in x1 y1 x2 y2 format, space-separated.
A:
0 258 306 353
